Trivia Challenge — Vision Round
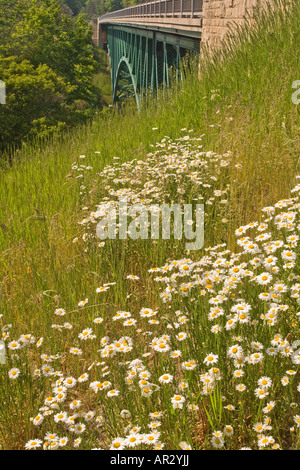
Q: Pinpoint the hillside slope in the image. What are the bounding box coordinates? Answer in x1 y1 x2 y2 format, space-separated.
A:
0 0 299 450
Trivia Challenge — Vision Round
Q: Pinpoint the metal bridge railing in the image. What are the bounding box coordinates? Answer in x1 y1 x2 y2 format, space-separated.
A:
99 0 203 21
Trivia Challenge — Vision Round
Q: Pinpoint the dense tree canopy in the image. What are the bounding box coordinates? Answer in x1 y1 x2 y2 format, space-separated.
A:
0 0 144 153
0 0 103 153
64 0 88 15
77 0 142 18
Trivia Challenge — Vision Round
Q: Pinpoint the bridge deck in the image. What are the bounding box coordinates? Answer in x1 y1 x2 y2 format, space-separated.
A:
98 17 202 37
96 0 203 39
93 0 203 107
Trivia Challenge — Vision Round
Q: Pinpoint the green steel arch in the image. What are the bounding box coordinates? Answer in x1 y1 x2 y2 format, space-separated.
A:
114 56 140 109
105 25 200 108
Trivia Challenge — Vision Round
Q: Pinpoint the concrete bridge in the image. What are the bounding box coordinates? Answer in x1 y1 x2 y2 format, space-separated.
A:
92 0 262 107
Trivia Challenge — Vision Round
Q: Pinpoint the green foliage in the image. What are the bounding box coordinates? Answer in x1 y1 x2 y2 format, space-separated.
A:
0 0 104 153
63 0 88 15
81 0 107 16
9 1 99 101
0 56 80 151
121 0 141 8
0 0 299 450
0 55 104 152
79 0 141 18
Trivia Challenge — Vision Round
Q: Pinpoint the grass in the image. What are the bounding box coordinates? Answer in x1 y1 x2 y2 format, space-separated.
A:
93 49 112 106
0 0 299 450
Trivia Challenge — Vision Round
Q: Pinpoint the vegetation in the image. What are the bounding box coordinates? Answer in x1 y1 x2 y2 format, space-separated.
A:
0 0 299 451
0 0 107 154
72 0 144 19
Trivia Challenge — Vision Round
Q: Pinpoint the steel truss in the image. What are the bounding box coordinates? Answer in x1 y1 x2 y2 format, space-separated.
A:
106 25 200 109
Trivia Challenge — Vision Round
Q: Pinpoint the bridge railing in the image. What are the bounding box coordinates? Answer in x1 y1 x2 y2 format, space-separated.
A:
98 0 203 21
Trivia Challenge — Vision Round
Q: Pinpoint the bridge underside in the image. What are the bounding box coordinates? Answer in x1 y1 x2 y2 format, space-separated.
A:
102 25 201 108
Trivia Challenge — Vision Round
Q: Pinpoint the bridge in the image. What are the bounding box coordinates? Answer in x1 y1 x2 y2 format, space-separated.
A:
92 0 203 108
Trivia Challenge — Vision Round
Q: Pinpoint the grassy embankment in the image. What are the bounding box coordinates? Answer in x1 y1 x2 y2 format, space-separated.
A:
0 0 299 450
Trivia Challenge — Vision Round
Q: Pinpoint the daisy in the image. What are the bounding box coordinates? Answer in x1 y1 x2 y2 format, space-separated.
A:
176 332 187 341
188 404 199 411
293 415 300 427
107 389 120 397
141 387 153 397
110 438 125 450
224 405 235 411
70 347 82 355
123 319 137 326
256 273 273 285
25 439 43 450
170 350 182 358
171 395 186 409
54 308 66 316
8 341 20 351
64 377 77 388
45 432 59 442
152 342 171 353
258 435 273 448
236 384 246 392
96 286 109 293
54 411 68 424
70 400 81 410
74 423 86 434
227 345 243 359
286 369 297 375
255 388 269 399
203 353 218 366
149 411 163 420
32 414 44 426
262 401 276 414
78 328 94 340
140 308 156 317
211 324 222 334
248 352 264 364
253 422 265 433
158 374 173 384
8 368 20 379
78 373 89 383
54 392 67 403
211 431 224 448
257 377 272 389
224 425 234 437
233 369 244 378
225 319 237 330
73 437 82 448
281 250 296 261
139 370 151 379
144 433 159 445
59 437 68 447
181 360 197 370
281 376 289 386
179 441 192 450
84 411 95 422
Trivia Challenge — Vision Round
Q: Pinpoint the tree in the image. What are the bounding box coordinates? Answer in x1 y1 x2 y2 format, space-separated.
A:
63 0 88 16
8 1 99 101
0 56 74 151
104 0 122 12
81 0 107 17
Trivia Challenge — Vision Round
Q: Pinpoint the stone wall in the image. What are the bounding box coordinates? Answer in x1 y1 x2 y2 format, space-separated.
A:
201 0 264 50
